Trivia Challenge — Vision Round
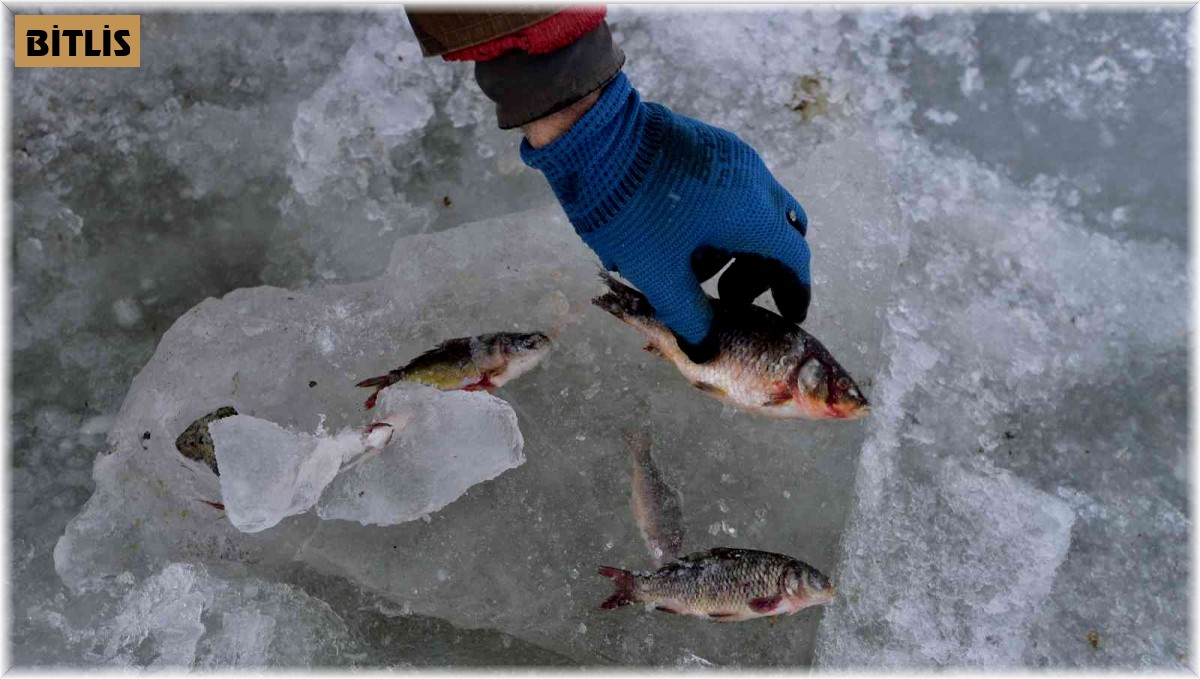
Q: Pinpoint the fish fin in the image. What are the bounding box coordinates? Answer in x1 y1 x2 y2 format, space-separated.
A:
655 605 680 615
413 337 471 362
749 594 783 613
763 381 793 407
461 374 495 392
650 553 670 569
197 499 225 511
708 612 737 620
691 380 727 397
683 547 746 564
356 372 400 410
664 534 686 563
769 616 778 628
592 272 656 321
598 566 638 610
643 343 664 357
355 372 398 389
676 551 711 564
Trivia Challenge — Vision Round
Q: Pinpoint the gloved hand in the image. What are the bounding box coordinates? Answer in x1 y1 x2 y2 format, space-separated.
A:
521 72 811 363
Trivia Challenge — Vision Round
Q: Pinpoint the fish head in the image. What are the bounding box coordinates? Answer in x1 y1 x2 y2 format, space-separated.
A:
783 562 837 609
794 347 870 420
827 373 870 419
497 332 553 380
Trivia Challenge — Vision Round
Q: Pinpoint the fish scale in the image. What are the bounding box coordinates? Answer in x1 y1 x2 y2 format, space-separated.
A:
626 431 685 568
591 272 869 419
355 331 552 409
642 551 783 610
599 548 836 622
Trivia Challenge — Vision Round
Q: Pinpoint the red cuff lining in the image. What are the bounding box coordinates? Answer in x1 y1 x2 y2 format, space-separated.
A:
443 7 607 62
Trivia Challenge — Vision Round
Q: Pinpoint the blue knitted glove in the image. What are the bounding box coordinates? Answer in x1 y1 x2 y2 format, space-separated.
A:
521 72 811 362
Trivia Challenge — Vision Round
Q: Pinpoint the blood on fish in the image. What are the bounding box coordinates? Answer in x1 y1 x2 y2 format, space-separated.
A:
749 595 782 613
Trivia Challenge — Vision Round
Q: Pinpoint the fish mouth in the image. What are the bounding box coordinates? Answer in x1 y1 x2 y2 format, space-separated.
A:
805 585 838 607
826 403 870 420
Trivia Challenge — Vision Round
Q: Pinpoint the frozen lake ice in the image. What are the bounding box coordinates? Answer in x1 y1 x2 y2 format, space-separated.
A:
10 7 1188 669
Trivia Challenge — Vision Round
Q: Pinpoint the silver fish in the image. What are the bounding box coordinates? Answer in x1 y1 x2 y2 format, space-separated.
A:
599 547 835 622
592 273 869 419
625 430 685 568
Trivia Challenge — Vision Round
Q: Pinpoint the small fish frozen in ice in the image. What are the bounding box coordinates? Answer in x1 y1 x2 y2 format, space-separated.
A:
356 332 552 409
592 273 869 420
598 547 835 622
625 430 685 567
175 406 238 475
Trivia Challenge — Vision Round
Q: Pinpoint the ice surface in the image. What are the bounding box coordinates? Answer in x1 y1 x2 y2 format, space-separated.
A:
52 127 899 665
24 561 364 668
814 102 1188 668
897 12 1188 245
294 140 898 665
317 385 525 526
14 8 1188 670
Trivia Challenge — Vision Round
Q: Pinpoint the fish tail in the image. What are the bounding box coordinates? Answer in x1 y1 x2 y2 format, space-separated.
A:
598 566 639 609
591 271 655 322
355 371 401 410
355 373 395 389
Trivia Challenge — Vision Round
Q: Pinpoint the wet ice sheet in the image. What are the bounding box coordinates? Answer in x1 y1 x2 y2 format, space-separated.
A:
295 137 899 665
52 130 900 665
13 8 1188 669
814 124 1188 668
212 415 351 533
10 9 901 667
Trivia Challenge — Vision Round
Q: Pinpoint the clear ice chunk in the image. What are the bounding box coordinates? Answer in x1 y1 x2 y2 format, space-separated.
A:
210 415 354 533
317 384 525 527
99 563 359 668
209 384 523 532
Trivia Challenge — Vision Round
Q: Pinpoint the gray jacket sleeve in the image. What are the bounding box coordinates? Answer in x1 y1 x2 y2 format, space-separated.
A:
473 21 625 130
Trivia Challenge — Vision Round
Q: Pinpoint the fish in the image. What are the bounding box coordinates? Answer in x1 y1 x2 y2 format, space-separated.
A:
625 430 685 567
356 332 552 409
598 547 835 622
175 406 238 475
591 273 869 419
